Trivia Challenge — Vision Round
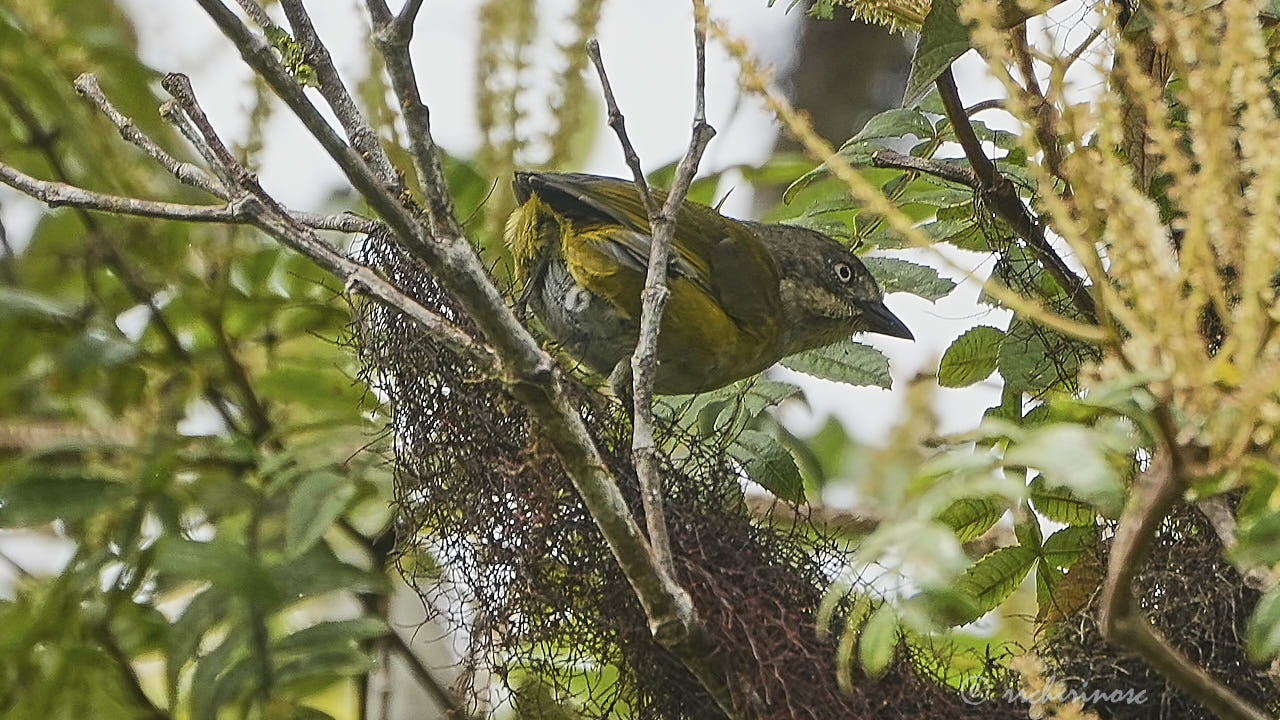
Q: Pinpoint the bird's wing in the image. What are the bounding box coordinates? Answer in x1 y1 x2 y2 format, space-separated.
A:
524 172 782 335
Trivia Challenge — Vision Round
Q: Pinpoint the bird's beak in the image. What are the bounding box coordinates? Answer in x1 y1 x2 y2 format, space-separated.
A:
858 299 914 340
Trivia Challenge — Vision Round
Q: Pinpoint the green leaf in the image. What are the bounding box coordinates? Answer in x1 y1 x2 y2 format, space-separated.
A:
1040 525 1098 570
939 326 1004 388
730 429 804 502
276 648 377 694
935 497 1004 542
271 544 390 603
952 545 1038 624
1028 474 1096 525
1006 425 1124 517
1248 585 1280 661
845 108 934 144
781 340 891 388
191 626 250 720
1013 507 1043 550
859 604 899 677
154 538 280 603
285 471 357 557
903 0 972 106
274 618 391 656
168 588 231 698
0 472 129 527
863 257 956 302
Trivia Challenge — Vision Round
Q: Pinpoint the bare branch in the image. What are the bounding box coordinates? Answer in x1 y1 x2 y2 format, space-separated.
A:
363 0 463 238
934 68 1098 323
1099 411 1272 720
587 3 732 712
73 74 228 198
278 0 401 188
586 39 658 217
871 149 980 188
192 2 705 685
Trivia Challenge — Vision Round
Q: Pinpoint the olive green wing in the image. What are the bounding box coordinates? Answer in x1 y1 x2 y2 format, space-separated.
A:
519 172 783 336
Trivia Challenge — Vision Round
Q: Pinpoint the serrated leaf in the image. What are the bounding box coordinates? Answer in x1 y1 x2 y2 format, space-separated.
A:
935 497 1004 542
0 473 130 527
952 545 1038 624
1028 474 1096 525
939 326 1004 388
781 340 891 388
863 257 956 302
859 604 899 677
903 0 972 106
730 429 804 502
1041 525 1098 569
1013 507 1043 550
285 471 356 557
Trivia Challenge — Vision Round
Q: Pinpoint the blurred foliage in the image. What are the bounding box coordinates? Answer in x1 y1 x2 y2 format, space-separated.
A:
0 3 400 719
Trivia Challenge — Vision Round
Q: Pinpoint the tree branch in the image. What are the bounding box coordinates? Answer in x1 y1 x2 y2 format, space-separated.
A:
1099 410 1272 720
934 67 1098 323
190 3 714 702
363 0 463 238
871 149 979 188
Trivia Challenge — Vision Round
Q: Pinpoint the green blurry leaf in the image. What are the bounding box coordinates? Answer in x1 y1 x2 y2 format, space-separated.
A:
859 604 899 677
731 429 804 502
1028 474 1096 526
274 618 390 656
0 472 129 527
781 340 891 389
1249 586 1280 661
863 257 956 301
903 0 971 106
285 471 356 557
191 626 250 720
168 588 231 698
1232 511 1280 568
1040 525 1098 570
845 108 934 144
952 545 1038 624
939 326 1004 388
935 497 1004 542
276 648 377 693
0 286 80 324
154 538 279 603
1006 425 1124 517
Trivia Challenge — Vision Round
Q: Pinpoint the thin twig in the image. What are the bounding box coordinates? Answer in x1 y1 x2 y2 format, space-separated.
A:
74 74 227 198
363 0 463 238
934 67 1098 322
278 0 401 188
871 149 979 188
585 39 657 217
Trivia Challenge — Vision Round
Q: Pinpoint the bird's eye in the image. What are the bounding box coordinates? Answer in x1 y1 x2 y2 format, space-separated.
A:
834 261 854 284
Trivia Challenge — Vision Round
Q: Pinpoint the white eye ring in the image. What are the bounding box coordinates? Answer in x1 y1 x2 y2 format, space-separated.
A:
834 261 854 283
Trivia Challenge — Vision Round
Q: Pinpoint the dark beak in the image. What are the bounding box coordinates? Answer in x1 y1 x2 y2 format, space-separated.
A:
859 300 914 340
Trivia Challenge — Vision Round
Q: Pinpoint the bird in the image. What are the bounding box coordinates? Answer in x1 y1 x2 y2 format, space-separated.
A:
504 171 912 395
